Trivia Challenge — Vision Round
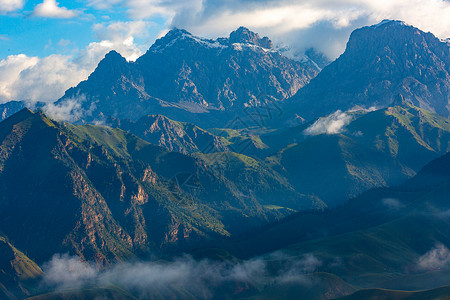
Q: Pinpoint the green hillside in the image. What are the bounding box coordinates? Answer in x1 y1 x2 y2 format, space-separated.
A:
262 102 450 206
225 151 450 292
0 234 42 299
338 285 450 300
0 109 320 267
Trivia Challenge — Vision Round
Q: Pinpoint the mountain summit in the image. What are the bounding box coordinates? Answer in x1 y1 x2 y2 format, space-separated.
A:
290 20 450 120
229 26 273 49
56 27 320 126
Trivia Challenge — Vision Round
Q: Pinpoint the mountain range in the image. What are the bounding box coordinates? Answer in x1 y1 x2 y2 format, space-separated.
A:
0 19 449 299
53 27 320 127
104 99 450 207
231 150 450 290
0 108 325 263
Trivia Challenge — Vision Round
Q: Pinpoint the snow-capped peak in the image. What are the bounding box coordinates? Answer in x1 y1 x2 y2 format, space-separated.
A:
150 29 226 53
150 27 280 54
372 19 408 28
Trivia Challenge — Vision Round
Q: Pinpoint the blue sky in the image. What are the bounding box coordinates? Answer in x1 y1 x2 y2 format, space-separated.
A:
0 1 165 58
0 0 449 104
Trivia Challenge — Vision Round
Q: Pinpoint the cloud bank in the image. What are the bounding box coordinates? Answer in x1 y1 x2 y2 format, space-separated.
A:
43 95 95 122
91 0 450 59
42 252 323 299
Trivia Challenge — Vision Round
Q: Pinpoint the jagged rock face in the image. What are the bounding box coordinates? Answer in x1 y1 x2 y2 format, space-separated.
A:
138 27 317 110
0 109 322 264
57 27 319 125
291 20 450 120
0 109 221 264
108 114 229 154
229 26 273 49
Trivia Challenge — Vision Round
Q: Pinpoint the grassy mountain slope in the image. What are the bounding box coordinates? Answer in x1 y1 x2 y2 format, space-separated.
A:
107 114 230 154
0 234 42 300
274 134 412 207
346 100 450 170
27 286 137 300
250 272 357 300
226 151 450 292
263 102 450 206
0 109 321 267
339 285 450 300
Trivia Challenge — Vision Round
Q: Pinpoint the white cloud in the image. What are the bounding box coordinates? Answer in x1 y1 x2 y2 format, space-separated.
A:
0 21 149 104
417 243 450 270
276 253 322 284
96 0 450 59
32 0 78 19
0 53 90 103
0 0 23 13
304 106 378 135
43 95 95 122
87 0 122 10
42 252 321 297
382 198 405 210
10 55 89 103
0 54 39 102
57 39 71 47
304 110 353 135
91 20 150 61
42 254 97 289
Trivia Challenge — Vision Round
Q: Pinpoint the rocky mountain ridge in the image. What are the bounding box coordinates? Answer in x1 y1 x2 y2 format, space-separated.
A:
289 19 450 121
55 27 320 126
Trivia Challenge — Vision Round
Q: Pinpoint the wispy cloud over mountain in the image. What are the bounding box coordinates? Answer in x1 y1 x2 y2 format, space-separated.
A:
95 0 450 58
304 110 353 135
42 252 322 298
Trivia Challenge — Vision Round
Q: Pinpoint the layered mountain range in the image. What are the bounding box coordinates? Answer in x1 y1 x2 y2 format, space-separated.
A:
53 27 319 126
0 19 450 299
0 108 327 264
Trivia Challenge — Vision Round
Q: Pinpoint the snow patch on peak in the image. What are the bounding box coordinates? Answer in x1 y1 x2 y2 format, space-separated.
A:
190 36 227 50
231 43 277 53
372 19 408 28
151 30 226 53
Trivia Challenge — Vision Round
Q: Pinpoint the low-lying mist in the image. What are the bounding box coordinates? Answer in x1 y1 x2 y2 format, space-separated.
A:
41 252 323 299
